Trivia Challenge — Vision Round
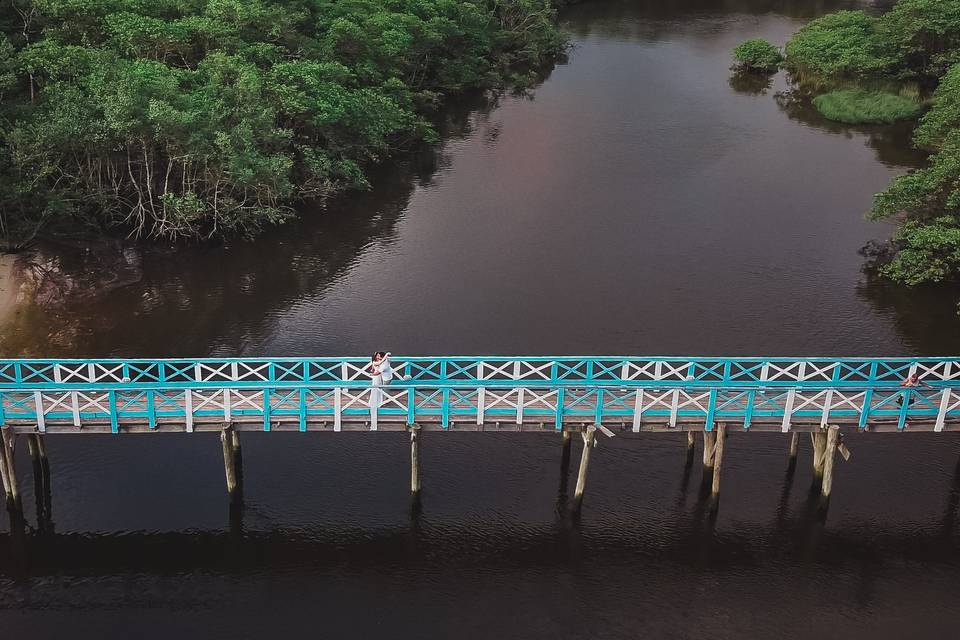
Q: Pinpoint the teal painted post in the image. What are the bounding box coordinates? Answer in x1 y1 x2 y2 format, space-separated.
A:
744 390 755 429
147 390 157 429
594 389 604 424
299 388 307 432
859 388 874 430
550 362 559 386
897 389 911 430
263 388 271 432
407 387 416 425
441 388 450 429
555 387 565 430
705 389 717 431
867 361 879 386
0 393 5 427
109 390 119 434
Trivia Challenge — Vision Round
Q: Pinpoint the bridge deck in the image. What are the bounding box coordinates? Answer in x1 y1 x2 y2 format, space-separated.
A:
1 357 959 435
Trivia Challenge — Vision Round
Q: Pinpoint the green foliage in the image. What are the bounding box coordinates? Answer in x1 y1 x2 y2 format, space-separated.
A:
0 0 566 240
0 35 15 98
872 127 960 222
784 11 895 78
732 39 782 73
914 63 960 148
811 89 923 124
781 1 960 288
870 67 960 285
878 0 960 79
881 216 960 285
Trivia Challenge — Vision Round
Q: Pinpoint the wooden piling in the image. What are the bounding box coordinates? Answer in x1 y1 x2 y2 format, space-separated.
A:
0 434 10 501
788 432 799 462
0 429 19 509
711 423 726 497
410 424 421 496
573 425 597 512
36 433 48 465
687 430 695 456
230 428 244 492
811 431 827 479
703 429 717 470
220 428 240 504
561 429 572 473
821 425 840 499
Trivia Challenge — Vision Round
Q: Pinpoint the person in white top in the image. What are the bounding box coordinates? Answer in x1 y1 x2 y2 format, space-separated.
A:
368 351 393 408
369 351 393 385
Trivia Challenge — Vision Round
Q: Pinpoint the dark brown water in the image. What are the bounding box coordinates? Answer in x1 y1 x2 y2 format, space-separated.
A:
4 1 960 638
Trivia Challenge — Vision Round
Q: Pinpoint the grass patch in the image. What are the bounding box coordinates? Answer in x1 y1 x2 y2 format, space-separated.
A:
812 89 924 124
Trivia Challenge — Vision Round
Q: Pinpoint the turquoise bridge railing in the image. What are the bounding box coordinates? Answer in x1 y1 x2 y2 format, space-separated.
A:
1 357 960 433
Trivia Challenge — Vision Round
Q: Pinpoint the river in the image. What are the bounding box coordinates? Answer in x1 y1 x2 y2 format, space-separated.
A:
3 0 960 637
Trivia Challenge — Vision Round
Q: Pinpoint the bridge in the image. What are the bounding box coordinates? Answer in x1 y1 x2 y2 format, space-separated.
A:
0 356 959 517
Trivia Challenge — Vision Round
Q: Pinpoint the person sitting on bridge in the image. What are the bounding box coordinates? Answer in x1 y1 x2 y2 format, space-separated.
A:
898 372 923 420
900 372 921 388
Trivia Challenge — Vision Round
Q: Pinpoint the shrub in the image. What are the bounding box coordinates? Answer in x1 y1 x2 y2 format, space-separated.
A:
881 216 960 285
878 0 960 79
732 39 782 73
784 11 895 78
811 88 924 124
914 63 960 148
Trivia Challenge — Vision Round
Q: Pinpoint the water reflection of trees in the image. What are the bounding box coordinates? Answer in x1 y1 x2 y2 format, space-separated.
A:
563 0 885 41
0 90 531 357
856 278 960 355
771 87 960 347
728 70 775 96
773 86 928 168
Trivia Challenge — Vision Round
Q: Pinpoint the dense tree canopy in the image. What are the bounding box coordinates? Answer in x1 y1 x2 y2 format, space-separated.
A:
784 0 960 82
767 0 960 290
0 0 565 242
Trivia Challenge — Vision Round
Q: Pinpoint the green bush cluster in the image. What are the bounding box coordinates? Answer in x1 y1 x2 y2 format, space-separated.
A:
811 89 924 124
785 11 895 79
776 0 960 288
732 39 782 73
784 0 960 82
0 0 566 242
